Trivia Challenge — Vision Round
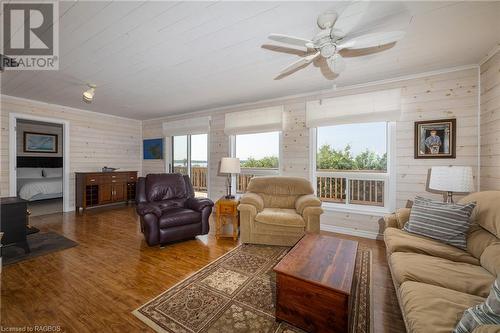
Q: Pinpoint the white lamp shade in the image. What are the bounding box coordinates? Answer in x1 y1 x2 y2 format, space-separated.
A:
428 166 474 193
220 157 241 174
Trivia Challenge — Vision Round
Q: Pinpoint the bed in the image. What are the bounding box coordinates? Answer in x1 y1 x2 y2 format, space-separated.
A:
16 157 63 201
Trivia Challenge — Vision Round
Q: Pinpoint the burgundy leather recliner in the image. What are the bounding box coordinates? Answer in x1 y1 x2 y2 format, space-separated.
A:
135 173 214 246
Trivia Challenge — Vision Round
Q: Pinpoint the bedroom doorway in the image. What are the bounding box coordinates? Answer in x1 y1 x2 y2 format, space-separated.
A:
16 119 63 216
9 113 70 214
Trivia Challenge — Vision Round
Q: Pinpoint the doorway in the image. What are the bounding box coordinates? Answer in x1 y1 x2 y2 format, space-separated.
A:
9 113 70 213
171 134 208 197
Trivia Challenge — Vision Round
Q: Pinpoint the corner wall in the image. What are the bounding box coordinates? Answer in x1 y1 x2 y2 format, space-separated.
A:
0 95 142 209
142 67 480 237
480 50 500 190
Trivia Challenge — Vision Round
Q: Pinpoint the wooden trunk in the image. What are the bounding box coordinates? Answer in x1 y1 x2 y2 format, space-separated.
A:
274 234 358 333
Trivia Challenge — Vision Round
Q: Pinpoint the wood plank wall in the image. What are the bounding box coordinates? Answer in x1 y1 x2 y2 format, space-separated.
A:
480 50 500 190
0 95 142 209
142 68 480 237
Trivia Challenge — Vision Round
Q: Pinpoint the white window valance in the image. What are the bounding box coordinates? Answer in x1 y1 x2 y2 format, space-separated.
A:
306 89 401 127
224 106 283 135
163 116 211 136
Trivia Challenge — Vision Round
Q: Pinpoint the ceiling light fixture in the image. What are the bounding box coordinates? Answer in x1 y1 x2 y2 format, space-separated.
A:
83 84 96 103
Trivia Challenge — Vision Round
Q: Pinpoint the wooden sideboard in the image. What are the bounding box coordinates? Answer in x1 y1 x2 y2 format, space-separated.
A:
75 171 137 212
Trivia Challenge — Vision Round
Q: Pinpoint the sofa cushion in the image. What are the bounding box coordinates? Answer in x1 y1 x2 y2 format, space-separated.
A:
403 197 476 250
247 176 314 196
459 191 500 238
158 208 201 228
480 243 500 276
384 228 479 265
454 277 500 333
255 208 305 227
466 224 499 259
399 281 485 333
390 252 494 297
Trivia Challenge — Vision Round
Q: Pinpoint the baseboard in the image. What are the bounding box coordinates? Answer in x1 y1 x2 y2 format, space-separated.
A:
320 224 383 240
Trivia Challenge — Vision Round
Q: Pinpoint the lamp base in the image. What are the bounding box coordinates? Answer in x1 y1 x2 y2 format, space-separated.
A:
224 195 235 199
445 191 454 204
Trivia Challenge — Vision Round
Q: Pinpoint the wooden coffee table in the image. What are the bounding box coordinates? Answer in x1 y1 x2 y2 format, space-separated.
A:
273 233 358 333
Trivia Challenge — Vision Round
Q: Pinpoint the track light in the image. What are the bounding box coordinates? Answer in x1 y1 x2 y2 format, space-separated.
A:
83 84 96 103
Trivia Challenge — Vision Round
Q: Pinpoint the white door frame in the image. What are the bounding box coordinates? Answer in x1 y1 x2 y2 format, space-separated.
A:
9 112 71 212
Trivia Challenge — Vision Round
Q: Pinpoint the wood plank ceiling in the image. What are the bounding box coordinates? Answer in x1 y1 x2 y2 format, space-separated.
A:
1 1 499 120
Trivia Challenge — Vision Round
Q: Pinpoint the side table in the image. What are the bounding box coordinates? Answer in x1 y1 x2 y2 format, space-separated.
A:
215 197 239 240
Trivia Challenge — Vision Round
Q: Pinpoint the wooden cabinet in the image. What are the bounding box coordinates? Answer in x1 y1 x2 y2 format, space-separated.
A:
75 171 137 212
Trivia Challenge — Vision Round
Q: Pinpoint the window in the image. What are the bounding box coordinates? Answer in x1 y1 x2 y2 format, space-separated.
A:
314 122 393 211
171 134 208 196
233 131 280 193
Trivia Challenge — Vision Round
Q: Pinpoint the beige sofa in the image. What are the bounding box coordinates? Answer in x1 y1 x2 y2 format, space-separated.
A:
238 176 323 246
384 191 500 333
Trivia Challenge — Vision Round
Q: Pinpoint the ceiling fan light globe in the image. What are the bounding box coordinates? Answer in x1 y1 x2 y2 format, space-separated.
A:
82 87 95 103
317 10 338 30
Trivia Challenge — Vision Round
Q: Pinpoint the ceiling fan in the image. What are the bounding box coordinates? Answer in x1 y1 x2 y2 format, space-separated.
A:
267 3 406 79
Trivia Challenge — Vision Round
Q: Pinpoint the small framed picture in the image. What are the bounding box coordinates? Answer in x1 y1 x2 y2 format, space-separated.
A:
143 138 164 160
24 132 58 153
414 119 456 159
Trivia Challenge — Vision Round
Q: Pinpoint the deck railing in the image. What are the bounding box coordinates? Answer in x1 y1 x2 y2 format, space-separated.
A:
171 167 384 206
316 170 386 207
236 174 254 193
173 166 207 192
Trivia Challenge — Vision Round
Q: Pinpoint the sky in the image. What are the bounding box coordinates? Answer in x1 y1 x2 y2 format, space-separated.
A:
317 122 387 156
173 122 386 165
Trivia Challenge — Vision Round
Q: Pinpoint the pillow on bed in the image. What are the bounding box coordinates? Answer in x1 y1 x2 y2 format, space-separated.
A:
17 167 43 178
43 168 62 178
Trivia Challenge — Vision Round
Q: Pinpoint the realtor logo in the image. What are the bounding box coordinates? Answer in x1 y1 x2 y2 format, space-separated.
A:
1 1 59 70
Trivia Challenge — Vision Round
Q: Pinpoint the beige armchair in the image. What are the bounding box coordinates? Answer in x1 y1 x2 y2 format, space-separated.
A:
238 176 323 246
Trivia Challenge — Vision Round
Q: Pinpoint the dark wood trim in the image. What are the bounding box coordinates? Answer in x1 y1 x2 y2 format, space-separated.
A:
17 156 63 168
23 131 58 154
414 118 456 159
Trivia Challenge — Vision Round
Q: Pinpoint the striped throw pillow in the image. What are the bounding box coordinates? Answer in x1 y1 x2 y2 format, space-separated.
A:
403 196 475 250
454 277 500 333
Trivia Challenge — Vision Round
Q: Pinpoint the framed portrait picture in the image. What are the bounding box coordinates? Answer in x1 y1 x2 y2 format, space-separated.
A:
24 132 58 153
414 118 456 159
143 138 163 160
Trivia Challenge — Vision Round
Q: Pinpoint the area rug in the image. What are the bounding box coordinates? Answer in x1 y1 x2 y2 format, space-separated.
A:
2 231 78 266
133 244 372 333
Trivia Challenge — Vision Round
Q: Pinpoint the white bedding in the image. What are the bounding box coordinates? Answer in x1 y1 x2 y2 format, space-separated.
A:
17 177 62 201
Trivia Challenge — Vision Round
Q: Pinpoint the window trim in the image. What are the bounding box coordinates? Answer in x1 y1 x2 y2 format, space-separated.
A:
310 122 396 214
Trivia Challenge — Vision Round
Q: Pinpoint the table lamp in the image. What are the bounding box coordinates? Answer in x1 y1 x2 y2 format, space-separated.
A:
428 166 474 203
220 157 241 199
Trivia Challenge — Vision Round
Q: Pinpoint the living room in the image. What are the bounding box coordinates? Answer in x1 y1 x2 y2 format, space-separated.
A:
1 1 499 333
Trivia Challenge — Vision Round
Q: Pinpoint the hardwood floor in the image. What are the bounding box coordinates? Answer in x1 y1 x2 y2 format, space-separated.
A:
1 205 405 332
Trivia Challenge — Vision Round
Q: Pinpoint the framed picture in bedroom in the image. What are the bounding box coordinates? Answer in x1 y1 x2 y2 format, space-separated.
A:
24 132 58 153
143 138 163 160
414 118 456 159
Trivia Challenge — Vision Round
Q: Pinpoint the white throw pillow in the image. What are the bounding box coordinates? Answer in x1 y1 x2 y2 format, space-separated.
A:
17 167 43 179
43 168 63 178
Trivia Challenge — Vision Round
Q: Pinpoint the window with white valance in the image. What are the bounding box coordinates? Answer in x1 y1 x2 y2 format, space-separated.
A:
306 89 401 127
225 106 283 193
224 106 283 135
163 116 211 136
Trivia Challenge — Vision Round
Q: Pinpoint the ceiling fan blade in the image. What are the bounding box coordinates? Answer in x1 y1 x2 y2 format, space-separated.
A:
337 31 405 50
327 53 346 74
268 33 313 48
275 52 320 78
333 0 371 36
